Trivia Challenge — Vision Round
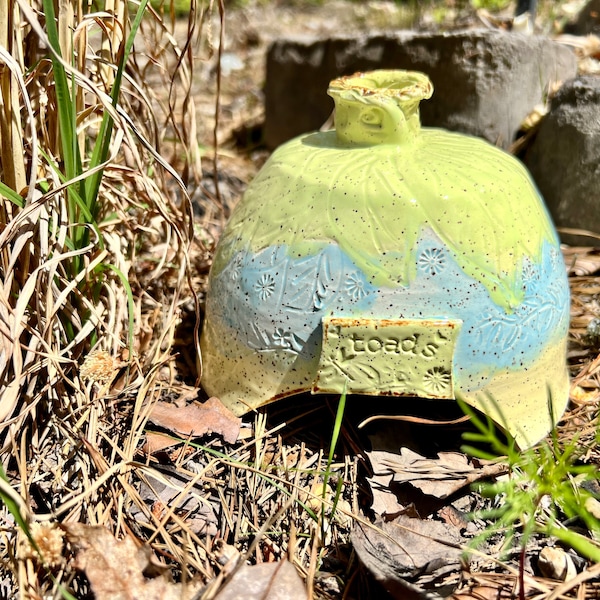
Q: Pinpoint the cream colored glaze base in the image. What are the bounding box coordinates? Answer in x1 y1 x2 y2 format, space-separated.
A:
202 316 569 449
459 339 569 449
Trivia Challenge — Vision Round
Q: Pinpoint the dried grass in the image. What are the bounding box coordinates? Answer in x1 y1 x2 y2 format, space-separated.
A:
0 0 215 596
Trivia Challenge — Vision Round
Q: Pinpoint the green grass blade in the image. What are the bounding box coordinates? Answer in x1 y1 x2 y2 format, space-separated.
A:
0 464 31 544
36 147 104 254
330 476 344 525
0 181 24 207
41 0 88 259
41 0 83 189
86 0 150 205
324 389 346 487
103 263 135 352
0 466 78 600
321 388 347 535
548 524 600 563
37 147 94 222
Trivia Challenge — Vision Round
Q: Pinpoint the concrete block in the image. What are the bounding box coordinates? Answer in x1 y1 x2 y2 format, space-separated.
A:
523 76 600 242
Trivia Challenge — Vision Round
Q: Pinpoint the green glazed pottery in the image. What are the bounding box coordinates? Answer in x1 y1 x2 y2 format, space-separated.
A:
201 70 570 448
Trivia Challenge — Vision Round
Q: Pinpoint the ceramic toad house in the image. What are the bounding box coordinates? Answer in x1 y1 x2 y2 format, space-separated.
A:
201 70 570 448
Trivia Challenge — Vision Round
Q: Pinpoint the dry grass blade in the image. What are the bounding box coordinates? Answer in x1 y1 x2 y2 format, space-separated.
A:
0 0 27 196
545 561 600 600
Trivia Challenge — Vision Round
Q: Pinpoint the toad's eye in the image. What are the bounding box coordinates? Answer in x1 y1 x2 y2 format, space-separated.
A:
360 107 384 127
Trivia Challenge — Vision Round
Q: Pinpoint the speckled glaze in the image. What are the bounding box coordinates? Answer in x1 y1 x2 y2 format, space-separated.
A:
201 70 570 448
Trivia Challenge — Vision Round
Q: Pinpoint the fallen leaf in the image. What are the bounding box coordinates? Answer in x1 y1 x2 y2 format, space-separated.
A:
351 515 464 599
213 539 242 575
562 246 600 276
437 505 470 530
141 431 182 455
213 560 307 600
368 447 507 501
148 396 241 444
366 466 406 516
64 523 200 600
132 467 218 536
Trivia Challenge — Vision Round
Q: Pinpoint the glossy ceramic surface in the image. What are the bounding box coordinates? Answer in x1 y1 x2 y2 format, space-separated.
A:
201 70 570 448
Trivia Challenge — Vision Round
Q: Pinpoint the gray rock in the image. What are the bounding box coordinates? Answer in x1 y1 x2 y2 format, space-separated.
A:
264 30 576 150
523 76 600 243
563 0 600 35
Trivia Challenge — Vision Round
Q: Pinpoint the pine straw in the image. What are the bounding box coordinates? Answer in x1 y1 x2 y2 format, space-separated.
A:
0 2 599 599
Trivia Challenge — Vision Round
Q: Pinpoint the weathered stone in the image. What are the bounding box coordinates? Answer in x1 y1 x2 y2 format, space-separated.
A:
524 76 600 243
563 0 600 35
264 30 576 150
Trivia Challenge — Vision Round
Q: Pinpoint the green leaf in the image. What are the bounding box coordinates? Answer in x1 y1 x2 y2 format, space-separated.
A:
41 0 84 197
0 466 78 598
548 525 600 563
103 263 135 352
0 181 24 207
0 464 31 544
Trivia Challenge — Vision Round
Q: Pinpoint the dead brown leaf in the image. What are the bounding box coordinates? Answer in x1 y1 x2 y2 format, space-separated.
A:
141 431 182 455
437 505 471 530
133 467 219 536
365 445 408 516
368 447 507 501
148 396 241 444
64 523 200 600
213 560 307 600
351 515 464 599
562 246 600 276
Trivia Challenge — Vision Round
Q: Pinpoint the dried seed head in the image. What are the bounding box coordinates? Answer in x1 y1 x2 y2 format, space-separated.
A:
23 522 65 568
80 350 119 384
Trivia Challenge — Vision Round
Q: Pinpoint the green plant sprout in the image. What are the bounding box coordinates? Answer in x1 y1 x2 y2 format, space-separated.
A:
321 389 348 540
42 0 149 348
470 0 511 10
458 395 600 563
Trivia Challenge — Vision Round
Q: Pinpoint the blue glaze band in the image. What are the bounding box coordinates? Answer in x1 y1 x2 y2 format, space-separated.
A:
207 229 569 392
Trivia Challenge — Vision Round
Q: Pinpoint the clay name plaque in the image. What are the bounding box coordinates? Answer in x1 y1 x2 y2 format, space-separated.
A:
313 317 462 398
